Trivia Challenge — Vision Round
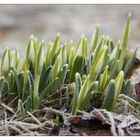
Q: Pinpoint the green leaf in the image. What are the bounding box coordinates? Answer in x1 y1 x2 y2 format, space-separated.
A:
121 80 131 96
60 44 67 65
71 73 82 115
1 48 10 76
75 35 87 58
18 99 26 118
80 81 98 110
109 39 114 52
45 42 52 68
26 70 34 106
0 77 4 98
82 74 87 83
24 96 31 112
67 40 74 55
89 45 108 82
68 82 76 94
70 56 85 82
109 40 120 62
77 77 89 111
102 79 115 111
32 41 45 107
109 59 120 79
33 74 40 108
98 65 108 92
113 71 124 106
57 64 69 86
39 65 52 93
118 13 131 71
14 69 24 99
91 24 99 52
51 64 69 93
10 50 20 70
67 41 75 69
104 36 110 46
0 79 9 98
50 33 60 64
36 40 44 74
38 77 59 106
75 73 82 93
7 71 14 92
124 47 138 76
26 35 37 68
91 35 105 65
51 54 62 81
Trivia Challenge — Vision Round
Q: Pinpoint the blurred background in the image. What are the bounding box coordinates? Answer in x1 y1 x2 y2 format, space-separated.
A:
0 4 140 82
0 5 140 48
0 5 140 53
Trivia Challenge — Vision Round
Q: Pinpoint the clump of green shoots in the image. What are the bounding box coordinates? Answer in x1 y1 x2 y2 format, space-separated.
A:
0 13 138 117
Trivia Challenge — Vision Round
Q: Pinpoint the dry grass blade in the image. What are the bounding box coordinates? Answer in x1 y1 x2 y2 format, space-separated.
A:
4 112 10 136
43 107 69 117
101 110 117 136
9 125 23 135
0 101 15 114
27 111 41 125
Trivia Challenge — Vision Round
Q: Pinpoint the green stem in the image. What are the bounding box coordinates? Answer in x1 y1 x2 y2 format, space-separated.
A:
33 73 40 108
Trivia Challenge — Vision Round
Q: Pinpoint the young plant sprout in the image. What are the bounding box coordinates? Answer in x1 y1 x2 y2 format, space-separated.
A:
0 13 138 117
